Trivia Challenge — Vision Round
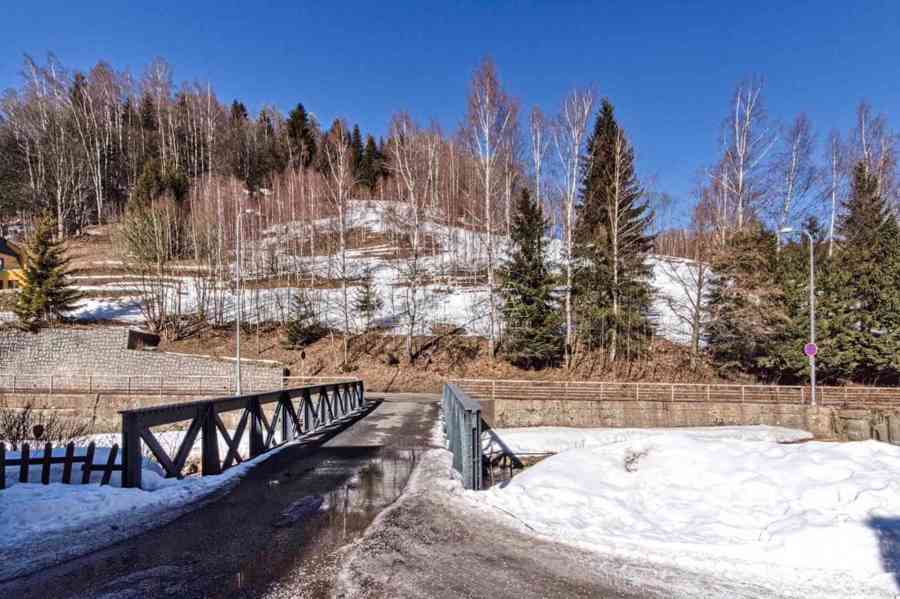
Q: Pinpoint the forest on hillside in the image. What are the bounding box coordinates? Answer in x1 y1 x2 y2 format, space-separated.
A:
1 54 899 385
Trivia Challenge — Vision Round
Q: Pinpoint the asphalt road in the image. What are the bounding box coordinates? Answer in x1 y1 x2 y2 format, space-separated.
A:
0 395 441 599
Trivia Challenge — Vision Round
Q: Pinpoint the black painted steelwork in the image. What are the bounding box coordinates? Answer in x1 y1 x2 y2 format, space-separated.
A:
120 380 366 488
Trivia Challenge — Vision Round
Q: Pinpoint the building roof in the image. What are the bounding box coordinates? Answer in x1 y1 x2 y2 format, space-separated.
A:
0 238 23 270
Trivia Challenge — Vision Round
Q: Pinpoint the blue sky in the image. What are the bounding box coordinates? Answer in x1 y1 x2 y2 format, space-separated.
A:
2 1 898 221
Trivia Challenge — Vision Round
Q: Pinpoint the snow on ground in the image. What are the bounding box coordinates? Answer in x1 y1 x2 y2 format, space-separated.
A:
0 438 292 580
489 425 813 455
477 430 900 598
67 200 702 344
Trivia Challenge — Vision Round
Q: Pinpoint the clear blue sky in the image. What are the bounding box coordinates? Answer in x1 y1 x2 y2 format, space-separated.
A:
2 1 898 220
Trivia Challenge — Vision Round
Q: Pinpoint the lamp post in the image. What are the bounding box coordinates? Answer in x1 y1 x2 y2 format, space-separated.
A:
780 227 816 406
235 206 257 395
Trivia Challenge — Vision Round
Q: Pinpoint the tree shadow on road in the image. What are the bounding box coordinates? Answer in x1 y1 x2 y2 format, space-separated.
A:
868 516 900 590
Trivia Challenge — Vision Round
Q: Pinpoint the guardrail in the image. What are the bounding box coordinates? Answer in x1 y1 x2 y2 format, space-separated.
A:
451 379 900 407
442 383 483 490
120 380 365 488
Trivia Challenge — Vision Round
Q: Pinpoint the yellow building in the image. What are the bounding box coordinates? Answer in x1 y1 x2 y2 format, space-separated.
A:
0 238 25 290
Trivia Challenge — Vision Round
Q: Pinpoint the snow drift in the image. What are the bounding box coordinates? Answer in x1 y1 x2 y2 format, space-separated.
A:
479 432 900 597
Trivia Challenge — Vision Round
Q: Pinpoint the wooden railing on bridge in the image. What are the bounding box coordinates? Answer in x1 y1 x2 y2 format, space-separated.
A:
120 380 366 488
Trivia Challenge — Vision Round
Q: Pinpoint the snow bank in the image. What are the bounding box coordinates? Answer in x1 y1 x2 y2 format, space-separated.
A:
479 434 900 597
489 425 813 455
0 440 293 580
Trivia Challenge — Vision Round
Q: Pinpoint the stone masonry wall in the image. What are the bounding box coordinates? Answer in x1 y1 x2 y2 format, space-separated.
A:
484 398 900 443
0 327 283 386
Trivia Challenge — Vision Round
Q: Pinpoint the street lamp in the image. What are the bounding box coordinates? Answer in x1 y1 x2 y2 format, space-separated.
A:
780 227 817 406
235 206 258 395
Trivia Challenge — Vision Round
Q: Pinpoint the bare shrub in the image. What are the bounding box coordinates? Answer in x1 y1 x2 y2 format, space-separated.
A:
0 400 91 450
624 448 649 473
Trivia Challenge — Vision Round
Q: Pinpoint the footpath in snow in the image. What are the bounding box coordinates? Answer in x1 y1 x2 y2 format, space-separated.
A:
477 425 900 598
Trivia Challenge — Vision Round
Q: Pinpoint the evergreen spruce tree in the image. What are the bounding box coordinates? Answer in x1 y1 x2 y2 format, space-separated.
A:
499 189 562 369
286 103 317 167
820 162 900 383
14 214 82 330
574 100 655 360
361 135 380 191
350 125 364 175
354 271 383 332
762 237 814 381
705 226 790 376
283 288 326 349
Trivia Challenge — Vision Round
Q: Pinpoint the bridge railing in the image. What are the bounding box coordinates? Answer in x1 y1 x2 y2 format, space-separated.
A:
442 383 483 490
119 380 365 489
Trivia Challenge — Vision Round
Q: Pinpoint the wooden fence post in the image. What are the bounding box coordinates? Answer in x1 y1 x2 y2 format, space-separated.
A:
201 403 221 476
249 398 264 458
121 413 142 489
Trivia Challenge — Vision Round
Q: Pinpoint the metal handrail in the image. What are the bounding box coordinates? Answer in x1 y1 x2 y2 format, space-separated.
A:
120 380 366 488
442 383 483 490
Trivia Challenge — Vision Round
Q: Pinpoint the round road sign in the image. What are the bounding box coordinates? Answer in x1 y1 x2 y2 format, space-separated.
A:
804 343 818 357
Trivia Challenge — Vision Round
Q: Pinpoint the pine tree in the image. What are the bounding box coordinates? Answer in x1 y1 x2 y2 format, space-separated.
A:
283 289 326 349
820 162 900 383
705 226 790 376
499 189 562 369
574 100 655 360
361 135 380 191
286 103 317 168
354 271 383 332
350 125 364 176
14 214 82 330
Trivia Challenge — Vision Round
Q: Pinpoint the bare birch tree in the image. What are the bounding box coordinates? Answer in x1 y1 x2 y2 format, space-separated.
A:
465 58 514 356
321 119 358 366
552 87 594 365
773 114 817 246
719 77 774 231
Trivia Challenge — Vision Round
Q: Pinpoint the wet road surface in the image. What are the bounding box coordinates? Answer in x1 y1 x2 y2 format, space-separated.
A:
0 396 440 599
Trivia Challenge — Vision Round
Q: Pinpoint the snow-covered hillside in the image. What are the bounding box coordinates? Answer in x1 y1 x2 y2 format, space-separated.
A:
68 199 703 344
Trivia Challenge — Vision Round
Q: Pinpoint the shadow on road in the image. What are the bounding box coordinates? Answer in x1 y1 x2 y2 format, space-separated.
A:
868 516 900 590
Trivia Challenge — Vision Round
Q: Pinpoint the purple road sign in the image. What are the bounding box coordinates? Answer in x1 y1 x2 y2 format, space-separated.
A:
804 343 817 357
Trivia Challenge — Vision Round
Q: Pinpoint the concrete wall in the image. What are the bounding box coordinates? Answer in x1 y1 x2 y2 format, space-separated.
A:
482 398 900 443
454 379 900 443
0 326 282 386
2 392 258 432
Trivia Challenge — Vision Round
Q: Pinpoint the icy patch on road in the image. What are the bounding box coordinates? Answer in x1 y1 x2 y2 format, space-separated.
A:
478 433 900 597
489 425 813 455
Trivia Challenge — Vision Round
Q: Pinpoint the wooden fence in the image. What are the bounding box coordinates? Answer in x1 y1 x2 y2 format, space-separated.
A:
451 379 900 408
0 441 121 489
0 373 357 396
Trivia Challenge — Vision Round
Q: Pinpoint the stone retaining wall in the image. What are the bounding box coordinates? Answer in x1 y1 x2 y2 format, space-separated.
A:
482 398 900 442
453 379 900 444
0 326 283 386
1 392 258 432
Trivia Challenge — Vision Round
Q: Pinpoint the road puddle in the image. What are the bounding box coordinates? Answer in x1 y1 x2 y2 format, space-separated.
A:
220 447 419 598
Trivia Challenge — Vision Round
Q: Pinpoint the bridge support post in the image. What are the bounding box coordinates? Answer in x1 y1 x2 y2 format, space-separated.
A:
201 403 221 476
249 397 264 458
121 412 142 489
